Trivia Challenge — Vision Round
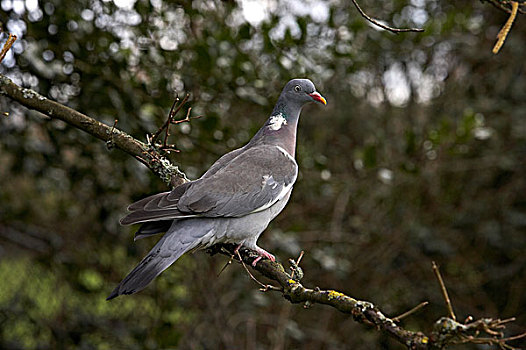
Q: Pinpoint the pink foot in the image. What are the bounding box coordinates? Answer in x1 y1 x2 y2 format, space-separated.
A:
252 247 275 267
251 256 263 266
233 243 243 255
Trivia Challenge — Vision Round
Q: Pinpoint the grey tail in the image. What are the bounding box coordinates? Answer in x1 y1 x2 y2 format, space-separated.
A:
106 229 199 300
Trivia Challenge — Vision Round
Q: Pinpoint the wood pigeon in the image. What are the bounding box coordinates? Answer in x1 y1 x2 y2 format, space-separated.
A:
107 79 326 299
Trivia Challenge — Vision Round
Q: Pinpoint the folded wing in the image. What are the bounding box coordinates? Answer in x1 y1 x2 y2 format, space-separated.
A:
120 145 298 225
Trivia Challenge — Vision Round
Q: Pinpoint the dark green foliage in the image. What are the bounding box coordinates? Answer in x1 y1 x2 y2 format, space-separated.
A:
0 0 524 349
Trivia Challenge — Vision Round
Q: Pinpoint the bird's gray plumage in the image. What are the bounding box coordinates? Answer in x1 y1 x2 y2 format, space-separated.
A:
107 78 326 300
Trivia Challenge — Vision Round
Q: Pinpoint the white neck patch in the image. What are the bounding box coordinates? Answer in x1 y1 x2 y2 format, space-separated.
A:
268 113 287 131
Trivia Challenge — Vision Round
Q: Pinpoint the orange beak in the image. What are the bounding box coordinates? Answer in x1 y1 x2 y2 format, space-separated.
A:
309 91 327 105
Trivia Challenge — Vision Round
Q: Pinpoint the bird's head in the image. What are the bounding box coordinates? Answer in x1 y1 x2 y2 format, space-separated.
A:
282 78 327 106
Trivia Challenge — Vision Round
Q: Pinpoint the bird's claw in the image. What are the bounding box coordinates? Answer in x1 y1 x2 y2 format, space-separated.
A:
252 248 275 267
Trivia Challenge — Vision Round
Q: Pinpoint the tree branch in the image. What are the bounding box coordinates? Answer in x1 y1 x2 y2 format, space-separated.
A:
482 0 526 15
0 33 17 62
432 261 456 321
0 73 188 186
208 243 524 350
350 0 424 33
492 1 519 54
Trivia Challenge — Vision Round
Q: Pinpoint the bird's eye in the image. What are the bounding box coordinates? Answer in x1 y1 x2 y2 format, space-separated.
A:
294 85 301 92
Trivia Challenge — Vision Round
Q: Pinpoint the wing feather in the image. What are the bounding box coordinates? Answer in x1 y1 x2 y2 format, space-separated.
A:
177 145 297 217
120 145 297 225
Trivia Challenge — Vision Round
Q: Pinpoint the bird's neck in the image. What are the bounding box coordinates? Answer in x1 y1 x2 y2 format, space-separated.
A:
250 98 302 157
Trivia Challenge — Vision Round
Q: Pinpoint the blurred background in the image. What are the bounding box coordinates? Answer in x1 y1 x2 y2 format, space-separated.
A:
0 0 525 349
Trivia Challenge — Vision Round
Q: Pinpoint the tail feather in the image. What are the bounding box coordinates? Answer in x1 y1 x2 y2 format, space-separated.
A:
106 254 176 300
134 221 173 241
107 219 213 300
120 209 196 225
127 183 190 211
127 192 170 211
107 230 198 300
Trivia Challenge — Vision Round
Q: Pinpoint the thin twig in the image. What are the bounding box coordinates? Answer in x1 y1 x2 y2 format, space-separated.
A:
296 250 304 265
151 93 190 145
350 0 424 34
172 108 202 125
493 1 519 54
483 0 526 15
432 261 456 321
158 145 181 153
0 33 17 63
290 250 305 281
455 331 526 349
155 95 180 146
392 301 429 322
217 253 235 277
501 331 526 342
106 119 118 150
235 250 280 292
498 317 517 325
173 107 192 124
163 107 173 147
